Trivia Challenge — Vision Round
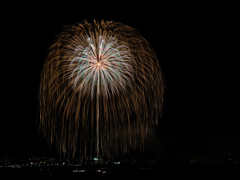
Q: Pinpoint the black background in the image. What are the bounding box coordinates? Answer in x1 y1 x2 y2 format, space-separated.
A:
1 2 236 162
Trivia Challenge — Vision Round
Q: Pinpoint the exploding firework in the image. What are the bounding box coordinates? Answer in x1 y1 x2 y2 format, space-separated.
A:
38 20 165 158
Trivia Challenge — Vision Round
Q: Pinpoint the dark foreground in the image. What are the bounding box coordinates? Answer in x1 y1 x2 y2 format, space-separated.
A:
1 163 240 179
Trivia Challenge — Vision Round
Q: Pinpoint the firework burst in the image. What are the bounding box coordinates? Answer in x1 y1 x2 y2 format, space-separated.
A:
38 20 165 157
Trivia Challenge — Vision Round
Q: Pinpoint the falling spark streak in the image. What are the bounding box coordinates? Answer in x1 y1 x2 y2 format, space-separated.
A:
38 20 165 158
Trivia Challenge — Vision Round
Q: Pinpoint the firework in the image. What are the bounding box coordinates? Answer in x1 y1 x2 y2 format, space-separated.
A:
38 20 165 157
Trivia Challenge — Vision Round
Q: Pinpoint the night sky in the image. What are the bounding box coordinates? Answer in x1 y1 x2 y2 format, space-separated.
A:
2 2 236 161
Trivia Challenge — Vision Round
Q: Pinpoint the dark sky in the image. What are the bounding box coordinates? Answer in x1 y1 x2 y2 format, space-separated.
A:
2 2 236 161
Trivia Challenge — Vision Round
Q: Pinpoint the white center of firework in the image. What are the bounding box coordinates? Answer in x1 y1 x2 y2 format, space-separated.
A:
98 62 100 66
